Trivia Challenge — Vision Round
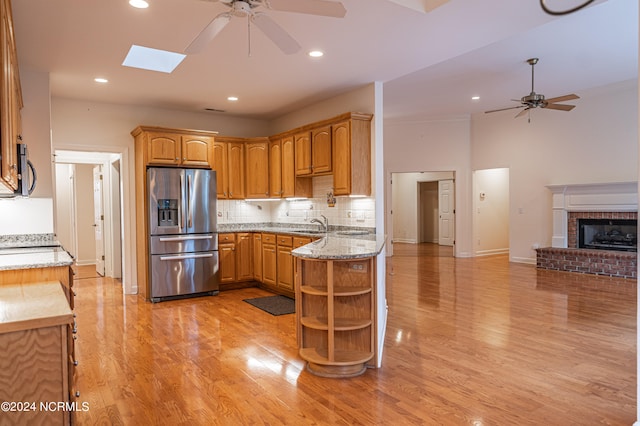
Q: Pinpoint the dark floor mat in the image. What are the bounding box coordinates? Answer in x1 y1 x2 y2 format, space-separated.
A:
243 295 295 316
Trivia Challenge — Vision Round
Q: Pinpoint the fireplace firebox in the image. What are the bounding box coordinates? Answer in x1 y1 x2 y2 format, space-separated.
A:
578 219 637 252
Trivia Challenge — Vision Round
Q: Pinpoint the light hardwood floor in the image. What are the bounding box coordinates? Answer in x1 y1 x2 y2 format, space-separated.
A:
72 243 636 425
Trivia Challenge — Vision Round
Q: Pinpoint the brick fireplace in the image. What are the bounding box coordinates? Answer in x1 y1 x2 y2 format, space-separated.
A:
536 182 637 279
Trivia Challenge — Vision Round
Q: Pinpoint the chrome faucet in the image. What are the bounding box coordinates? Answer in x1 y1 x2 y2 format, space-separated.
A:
310 214 328 232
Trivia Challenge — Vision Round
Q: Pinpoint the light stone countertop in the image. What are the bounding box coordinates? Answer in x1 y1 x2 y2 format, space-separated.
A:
291 233 386 260
0 246 74 271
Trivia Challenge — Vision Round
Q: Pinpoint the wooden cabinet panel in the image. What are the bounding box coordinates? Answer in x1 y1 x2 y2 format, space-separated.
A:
213 141 228 199
236 233 253 281
281 135 312 198
182 135 214 167
311 126 332 175
332 117 371 196
245 140 270 199
227 142 245 199
219 242 236 284
277 235 293 292
262 233 277 286
269 139 282 198
253 233 263 281
0 0 21 192
294 132 312 176
147 133 181 165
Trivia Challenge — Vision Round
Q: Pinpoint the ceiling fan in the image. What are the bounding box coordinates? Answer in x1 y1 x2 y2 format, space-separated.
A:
185 0 347 55
485 58 579 120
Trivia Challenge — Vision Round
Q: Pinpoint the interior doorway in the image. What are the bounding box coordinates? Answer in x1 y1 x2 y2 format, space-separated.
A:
53 150 123 279
390 171 455 256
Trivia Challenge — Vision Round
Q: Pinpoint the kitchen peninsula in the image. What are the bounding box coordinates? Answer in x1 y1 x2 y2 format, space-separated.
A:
293 233 385 378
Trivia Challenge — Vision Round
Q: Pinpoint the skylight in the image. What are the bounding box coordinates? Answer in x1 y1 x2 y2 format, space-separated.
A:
122 45 186 74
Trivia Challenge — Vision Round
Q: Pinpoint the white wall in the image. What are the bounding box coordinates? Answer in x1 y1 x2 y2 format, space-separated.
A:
384 117 472 257
471 80 638 263
54 164 75 256
0 198 53 235
473 168 509 256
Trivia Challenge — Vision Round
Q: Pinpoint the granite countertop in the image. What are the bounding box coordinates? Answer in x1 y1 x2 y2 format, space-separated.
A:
0 246 74 270
291 233 386 260
0 281 73 334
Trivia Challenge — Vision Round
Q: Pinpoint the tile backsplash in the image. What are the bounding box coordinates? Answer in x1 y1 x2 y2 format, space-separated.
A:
217 176 375 228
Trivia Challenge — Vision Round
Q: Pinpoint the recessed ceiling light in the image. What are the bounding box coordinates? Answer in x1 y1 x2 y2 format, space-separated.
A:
471 96 480 100
227 96 238 101
308 50 324 58
94 78 108 83
122 45 186 74
129 0 149 8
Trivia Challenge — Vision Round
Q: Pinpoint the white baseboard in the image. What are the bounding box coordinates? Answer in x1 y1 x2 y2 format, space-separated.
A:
475 248 509 256
511 256 536 265
75 260 97 266
392 238 417 244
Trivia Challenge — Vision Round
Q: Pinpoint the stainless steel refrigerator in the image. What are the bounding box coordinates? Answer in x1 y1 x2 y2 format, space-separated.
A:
147 167 219 302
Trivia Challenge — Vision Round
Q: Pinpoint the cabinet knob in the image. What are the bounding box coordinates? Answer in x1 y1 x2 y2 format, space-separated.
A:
74 360 79 366
75 391 80 398
175 158 179 161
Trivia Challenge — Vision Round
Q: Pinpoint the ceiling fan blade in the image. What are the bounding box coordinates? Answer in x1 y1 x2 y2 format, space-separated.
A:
252 12 301 54
544 103 576 111
485 105 526 114
515 107 530 118
265 0 347 18
185 13 232 54
545 94 580 104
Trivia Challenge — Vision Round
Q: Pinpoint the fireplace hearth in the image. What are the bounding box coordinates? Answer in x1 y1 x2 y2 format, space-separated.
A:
578 218 637 252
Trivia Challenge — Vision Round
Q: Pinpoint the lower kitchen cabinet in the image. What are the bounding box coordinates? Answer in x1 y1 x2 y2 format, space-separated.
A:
276 235 294 294
0 282 76 425
252 233 263 281
261 233 277 287
236 233 253 281
219 233 253 287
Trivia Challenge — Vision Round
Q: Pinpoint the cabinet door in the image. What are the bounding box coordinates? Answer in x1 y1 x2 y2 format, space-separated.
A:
311 126 332 175
245 141 270 199
236 233 253 281
277 245 294 291
227 142 246 199
294 132 312 176
332 120 351 195
282 136 312 198
213 141 228 199
0 0 19 191
262 243 277 286
219 243 236 283
181 135 213 168
269 139 282 198
147 133 181 165
253 233 263 281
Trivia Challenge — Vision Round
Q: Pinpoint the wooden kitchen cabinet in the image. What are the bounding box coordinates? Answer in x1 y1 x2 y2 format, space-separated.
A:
245 139 270 199
332 114 372 196
294 126 332 176
261 233 277 287
0 282 75 425
276 235 294 294
219 233 252 284
269 139 283 198
134 129 214 168
253 233 263 281
280 135 312 198
213 137 246 199
0 0 22 193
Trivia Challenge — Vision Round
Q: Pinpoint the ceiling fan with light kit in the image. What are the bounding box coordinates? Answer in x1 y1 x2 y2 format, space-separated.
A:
485 58 579 121
185 0 347 55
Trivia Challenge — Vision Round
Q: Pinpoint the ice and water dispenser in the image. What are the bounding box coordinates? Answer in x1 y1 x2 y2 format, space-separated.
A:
157 199 178 227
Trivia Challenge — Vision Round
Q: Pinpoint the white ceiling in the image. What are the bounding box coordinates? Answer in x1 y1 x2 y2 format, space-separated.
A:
11 0 638 121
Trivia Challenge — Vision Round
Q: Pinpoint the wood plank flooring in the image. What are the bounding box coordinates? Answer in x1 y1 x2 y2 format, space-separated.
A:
71 244 636 425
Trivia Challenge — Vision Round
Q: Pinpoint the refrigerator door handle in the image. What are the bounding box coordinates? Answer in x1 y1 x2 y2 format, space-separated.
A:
159 253 214 261
159 235 213 242
179 173 185 229
187 173 193 228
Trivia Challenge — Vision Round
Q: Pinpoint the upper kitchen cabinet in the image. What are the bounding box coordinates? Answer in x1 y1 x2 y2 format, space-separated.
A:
294 125 332 176
332 114 372 196
268 139 282 198
273 135 312 199
0 0 22 193
245 139 270 199
214 136 245 200
131 126 215 169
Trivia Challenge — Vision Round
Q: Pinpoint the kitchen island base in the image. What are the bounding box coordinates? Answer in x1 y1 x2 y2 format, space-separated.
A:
295 256 376 378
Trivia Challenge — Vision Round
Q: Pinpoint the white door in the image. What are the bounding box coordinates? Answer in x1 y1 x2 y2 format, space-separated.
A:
93 166 105 276
438 179 455 246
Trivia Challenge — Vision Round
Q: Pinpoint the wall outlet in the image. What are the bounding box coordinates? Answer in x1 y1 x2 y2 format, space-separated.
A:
347 210 352 218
